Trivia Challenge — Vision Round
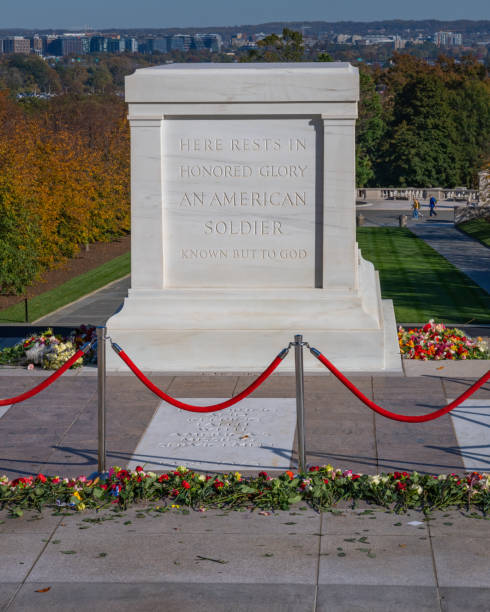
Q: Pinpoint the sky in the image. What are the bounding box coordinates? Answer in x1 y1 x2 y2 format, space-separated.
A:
1 0 489 30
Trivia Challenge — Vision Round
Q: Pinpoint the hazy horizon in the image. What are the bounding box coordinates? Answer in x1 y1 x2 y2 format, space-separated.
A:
1 0 489 30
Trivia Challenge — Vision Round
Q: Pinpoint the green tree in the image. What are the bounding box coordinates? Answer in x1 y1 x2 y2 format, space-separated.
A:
242 28 305 62
356 71 385 186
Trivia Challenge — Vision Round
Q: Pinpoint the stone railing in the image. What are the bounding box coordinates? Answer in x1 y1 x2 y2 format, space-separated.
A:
357 187 480 202
454 204 490 224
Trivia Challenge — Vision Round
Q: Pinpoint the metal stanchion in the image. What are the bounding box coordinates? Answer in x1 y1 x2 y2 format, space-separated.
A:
97 326 107 473
294 334 306 473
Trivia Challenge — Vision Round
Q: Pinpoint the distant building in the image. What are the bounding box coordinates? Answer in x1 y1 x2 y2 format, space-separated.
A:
48 36 88 56
30 36 43 55
107 38 125 53
90 36 108 53
168 34 191 51
2 36 31 54
435 31 462 47
124 37 138 53
194 33 222 52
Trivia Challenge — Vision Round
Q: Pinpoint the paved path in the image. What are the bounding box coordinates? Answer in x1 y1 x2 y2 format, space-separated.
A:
410 222 490 295
34 275 130 328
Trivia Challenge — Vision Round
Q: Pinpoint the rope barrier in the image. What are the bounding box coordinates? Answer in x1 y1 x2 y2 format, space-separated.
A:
0 341 95 407
111 342 289 413
310 347 490 423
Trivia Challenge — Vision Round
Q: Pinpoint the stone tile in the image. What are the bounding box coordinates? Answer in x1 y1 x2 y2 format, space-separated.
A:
322 509 429 536
234 374 296 397
0 534 52 582
443 377 490 400
0 511 61 534
318 534 435 585
59 507 321 536
27 532 319 584
427 512 490 538
439 587 490 612
168 376 238 398
0 583 20 610
10 582 315 612
317 585 440 611
432 536 490 587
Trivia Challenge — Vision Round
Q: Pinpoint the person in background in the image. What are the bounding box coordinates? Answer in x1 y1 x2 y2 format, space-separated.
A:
412 198 420 219
429 196 437 216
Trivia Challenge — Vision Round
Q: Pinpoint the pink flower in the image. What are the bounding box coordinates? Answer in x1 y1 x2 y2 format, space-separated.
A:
27 363 34 371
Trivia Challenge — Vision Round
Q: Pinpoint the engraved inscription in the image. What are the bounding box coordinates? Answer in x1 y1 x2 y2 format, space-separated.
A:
165 119 316 288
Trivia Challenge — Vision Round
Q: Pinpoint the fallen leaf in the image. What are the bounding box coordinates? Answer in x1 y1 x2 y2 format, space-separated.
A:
60 550 77 555
436 366 445 370
239 435 249 439
196 555 227 564
35 587 51 593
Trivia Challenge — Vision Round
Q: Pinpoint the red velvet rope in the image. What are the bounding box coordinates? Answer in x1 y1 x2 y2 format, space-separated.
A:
115 348 284 413
0 349 86 407
311 349 490 423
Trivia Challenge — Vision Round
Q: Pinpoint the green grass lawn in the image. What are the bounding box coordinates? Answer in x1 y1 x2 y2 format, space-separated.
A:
457 217 490 248
0 252 130 323
356 227 490 324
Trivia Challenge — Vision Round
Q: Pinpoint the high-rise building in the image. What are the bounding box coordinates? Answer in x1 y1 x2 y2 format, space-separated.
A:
90 36 108 53
124 37 138 53
48 37 88 56
30 36 43 55
2 37 31 54
435 31 463 46
168 34 191 51
107 38 125 53
194 33 223 52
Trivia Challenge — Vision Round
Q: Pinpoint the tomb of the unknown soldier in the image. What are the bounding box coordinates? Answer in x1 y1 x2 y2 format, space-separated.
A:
106 62 401 372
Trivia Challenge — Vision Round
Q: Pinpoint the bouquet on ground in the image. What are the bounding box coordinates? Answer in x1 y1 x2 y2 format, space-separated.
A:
398 320 489 360
0 325 96 370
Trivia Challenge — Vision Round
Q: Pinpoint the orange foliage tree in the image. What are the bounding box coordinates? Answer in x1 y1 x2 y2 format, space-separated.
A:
0 92 129 293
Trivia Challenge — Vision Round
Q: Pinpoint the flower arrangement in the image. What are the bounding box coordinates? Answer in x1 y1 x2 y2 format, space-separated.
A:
1 465 489 517
398 320 489 360
0 325 96 370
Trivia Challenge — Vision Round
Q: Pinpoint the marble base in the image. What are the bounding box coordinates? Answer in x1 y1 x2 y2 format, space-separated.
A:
106 257 401 373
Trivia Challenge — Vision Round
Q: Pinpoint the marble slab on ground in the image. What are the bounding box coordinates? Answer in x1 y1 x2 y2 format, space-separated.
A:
449 399 490 471
127 398 296 471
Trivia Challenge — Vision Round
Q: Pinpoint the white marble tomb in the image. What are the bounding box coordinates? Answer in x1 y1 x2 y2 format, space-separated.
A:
106 63 401 372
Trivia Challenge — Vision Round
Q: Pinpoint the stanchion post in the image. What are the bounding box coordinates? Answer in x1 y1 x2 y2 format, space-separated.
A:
294 334 306 473
97 326 107 473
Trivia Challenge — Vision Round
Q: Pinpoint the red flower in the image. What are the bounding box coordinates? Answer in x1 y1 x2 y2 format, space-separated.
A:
100 484 108 490
171 488 179 496
393 472 402 480
158 474 169 482
214 480 224 489
36 474 47 483
352 474 361 480
323 478 329 484
396 481 407 491
182 480 191 490
117 469 130 480
135 466 144 473
258 471 268 479
285 470 295 480
52 477 60 484
309 466 320 472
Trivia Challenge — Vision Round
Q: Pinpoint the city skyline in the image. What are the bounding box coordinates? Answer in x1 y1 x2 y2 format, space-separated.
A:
1 0 489 30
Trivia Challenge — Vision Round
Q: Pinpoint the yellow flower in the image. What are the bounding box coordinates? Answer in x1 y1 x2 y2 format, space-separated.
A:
73 491 82 501
234 472 242 481
76 503 86 511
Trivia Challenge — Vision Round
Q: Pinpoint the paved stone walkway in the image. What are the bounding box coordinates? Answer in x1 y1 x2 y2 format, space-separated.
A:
410 222 490 295
34 275 130 328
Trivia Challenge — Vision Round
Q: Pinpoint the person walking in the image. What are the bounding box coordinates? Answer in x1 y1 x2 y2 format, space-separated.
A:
412 198 420 219
429 196 437 217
